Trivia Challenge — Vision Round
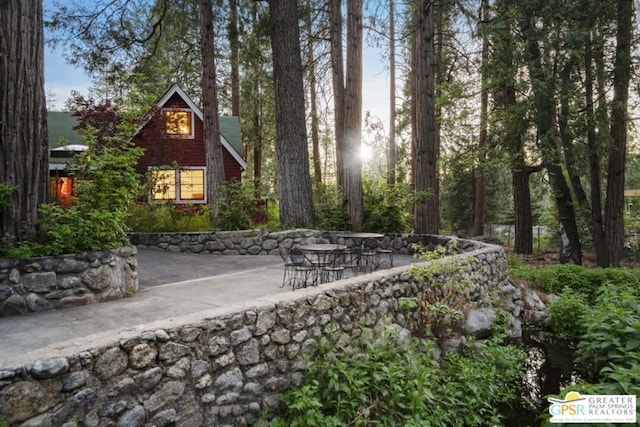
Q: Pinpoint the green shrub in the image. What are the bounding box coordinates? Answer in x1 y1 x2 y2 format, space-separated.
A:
525 264 639 303
575 283 640 380
544 282 640 423
313 184 350 231
546 287 590 342
268 321 526 426
362 179 414 233
216 181 262 231
2 125 143 257
506 254 538 282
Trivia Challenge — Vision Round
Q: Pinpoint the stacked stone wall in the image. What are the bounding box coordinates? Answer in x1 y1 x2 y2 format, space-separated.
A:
0 245 138 317
0 237 517 427
129 229 480 256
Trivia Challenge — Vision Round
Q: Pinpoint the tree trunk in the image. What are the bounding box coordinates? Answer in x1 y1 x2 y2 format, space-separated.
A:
520 10 582 264
583 9 607 266
252 78 262 195
491 0 535 254
200 0 225 225
412 0 439 234
329 0 346 189
604 0 632 266
512 167 533 254
344 0 364 230
0 0 49 243
473 0 489 237
268 0 315 227
229 0 240 117
386 0 397 186
305 3 322 184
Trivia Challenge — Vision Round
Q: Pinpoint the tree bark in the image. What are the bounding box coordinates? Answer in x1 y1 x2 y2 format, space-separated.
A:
344 0 364 230
604 0 632 266
268 0 315 227
229 0 240 117
473 0 489 237
412 0 439 234
583 8 607 266
305 3 322 184
0 0 49 243
386 0 397 186
329 0 346 189
200 0 225 225
520 6 582 264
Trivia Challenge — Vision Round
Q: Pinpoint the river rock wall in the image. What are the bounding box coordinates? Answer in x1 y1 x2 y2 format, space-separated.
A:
128 229 481 256
0 245 138 317
0 236 523 427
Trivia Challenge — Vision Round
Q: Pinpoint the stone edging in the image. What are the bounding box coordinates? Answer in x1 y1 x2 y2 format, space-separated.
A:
0 245 138 317
0 234 538 426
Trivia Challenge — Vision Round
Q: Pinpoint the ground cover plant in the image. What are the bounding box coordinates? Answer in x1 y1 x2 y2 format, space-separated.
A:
266 319 527 426
507 258 640 424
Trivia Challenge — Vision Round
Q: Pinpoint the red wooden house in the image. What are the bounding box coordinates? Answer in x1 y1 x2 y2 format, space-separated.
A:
132 84 246 204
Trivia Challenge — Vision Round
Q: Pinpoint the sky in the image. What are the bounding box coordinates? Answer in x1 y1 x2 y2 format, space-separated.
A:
43 33 393 128
44 46 389 124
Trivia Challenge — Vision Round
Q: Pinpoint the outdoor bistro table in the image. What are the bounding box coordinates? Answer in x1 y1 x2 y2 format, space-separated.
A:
297 244 347 263
336 233 385 272
297 244 347 284
336 232 384 244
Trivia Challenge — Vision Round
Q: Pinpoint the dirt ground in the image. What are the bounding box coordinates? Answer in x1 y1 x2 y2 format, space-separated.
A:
504 246 640 269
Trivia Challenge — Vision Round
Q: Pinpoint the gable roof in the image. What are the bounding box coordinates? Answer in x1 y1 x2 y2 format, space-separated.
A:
155 84 246 170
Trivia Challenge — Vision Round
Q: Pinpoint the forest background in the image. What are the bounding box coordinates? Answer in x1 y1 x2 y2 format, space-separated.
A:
1 0 639 269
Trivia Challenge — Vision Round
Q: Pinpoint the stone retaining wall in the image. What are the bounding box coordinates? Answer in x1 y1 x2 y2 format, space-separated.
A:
129 229 480 255
0 236 527 427
0 245 139 318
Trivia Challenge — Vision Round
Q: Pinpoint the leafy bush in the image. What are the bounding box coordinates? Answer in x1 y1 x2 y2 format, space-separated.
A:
546 287 590 342
362 179 414 233
313 184 350 231
506 254 538 282
2 124 143 257
516 263 639 303
268 321 526 426
126 203 211 232
575 283 640 380
543 280 640 423
215 181 262 231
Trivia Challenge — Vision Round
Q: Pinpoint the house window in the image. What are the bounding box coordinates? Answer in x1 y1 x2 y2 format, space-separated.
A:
50 176 75 206
150 168 206 203
163 109 194 138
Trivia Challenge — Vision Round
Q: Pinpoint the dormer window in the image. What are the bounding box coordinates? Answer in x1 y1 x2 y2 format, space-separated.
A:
163 108 194 138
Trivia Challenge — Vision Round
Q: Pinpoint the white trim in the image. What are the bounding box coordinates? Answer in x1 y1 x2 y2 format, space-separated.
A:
156 85 247 170
157 85 204 122
221 134 247 170
148 166 207 204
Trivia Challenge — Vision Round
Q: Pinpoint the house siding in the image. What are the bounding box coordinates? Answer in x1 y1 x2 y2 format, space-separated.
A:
133 93 243 183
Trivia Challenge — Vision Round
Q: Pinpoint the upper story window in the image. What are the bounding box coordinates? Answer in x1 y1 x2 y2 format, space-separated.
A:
163 108 194 138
